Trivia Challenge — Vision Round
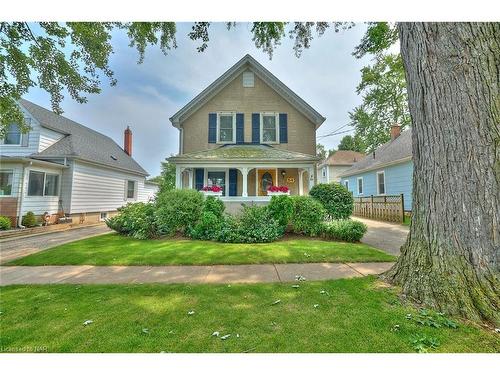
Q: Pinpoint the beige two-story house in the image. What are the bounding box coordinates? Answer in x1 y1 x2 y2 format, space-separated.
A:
168 54 325 202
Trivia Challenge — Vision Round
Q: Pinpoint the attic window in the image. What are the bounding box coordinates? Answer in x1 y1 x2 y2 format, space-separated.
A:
110 155 117 160
242 71 254 87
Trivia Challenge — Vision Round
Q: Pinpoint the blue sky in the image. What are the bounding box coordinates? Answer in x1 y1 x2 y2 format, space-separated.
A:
24 23 372 176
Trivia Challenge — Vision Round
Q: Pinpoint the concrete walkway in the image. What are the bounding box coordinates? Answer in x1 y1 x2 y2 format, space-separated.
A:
0 262 394 286
0 224 111 263
354 217 409 256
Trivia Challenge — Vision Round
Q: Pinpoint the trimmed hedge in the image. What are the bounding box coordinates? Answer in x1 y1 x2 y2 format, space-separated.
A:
309 183 353 220
0 216 11 230
290 196 326 236
267 195 294 229
323 219 367 242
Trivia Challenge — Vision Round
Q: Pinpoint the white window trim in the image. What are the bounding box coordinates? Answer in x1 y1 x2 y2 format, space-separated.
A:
376 171 386 195
2 124 22 146
357 177 364 195
216 112 236 144
125 180 137 200
0 169 14 197
27 170 60 197
260 112 280 144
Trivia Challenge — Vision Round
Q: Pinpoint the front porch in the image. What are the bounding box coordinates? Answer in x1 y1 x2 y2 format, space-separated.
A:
175 166 315 199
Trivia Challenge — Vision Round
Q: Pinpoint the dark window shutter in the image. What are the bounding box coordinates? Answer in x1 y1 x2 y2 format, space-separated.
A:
279 113 288 143
195 168 204 190
208 113 217 143
229 169 238 196
236 113 244 144
252 113 260 144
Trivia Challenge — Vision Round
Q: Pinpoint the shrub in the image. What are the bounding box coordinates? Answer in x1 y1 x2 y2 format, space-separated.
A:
155 189 204 235
0 216 11 230
267 195 293 229
189 211 223 240
309 183 353 220
22 211 37 228
203 196 225 218
105 202 158 239
217 205 283 243
290 196 326 236
323 219 367 242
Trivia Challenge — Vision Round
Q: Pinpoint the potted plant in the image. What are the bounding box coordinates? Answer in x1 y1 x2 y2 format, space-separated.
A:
267 185 290 196
201 185 223 196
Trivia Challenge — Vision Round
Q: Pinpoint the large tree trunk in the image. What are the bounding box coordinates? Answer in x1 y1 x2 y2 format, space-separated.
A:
385 23 500 324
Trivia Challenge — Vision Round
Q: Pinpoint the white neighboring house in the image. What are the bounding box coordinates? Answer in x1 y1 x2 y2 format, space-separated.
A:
317 150 365 184
0 99 158 227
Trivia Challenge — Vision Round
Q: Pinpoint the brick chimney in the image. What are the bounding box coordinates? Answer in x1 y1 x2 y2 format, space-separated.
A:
390 124 401 141
124 126 132 156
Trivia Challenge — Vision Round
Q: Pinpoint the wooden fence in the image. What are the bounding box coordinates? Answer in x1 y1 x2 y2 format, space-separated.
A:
353 194 404 223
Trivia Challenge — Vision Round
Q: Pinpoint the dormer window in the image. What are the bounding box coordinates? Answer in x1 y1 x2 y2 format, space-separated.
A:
260 113 279 144
217 113 236 143
3 124 21 145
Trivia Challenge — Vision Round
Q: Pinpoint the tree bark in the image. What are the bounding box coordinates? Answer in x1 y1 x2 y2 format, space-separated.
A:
385 23 500 324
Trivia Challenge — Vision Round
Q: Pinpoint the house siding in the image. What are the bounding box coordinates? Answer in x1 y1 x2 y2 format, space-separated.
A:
69 160 156 214
38 126 65 151
341 160 413 211
180 71 317 156
0 107 41 157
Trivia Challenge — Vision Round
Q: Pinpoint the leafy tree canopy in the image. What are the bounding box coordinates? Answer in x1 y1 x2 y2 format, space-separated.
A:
0 22 352 137
337 134 366 153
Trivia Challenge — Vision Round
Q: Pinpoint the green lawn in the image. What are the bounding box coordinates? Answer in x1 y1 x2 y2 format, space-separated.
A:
7 233 395 266
0 277 497 353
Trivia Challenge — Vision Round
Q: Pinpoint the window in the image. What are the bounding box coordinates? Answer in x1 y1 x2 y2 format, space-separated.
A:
126 180 136 199
207 171 226 195
217 113 235 143
44 174 59 196
242 71 254 87
377 171 386 195
357 177 364 195
27 171 45 196
322 167 327 178
261 113 279 143
3 124 21 145
100 212 108 221
345 180 349 190
0 170 13 195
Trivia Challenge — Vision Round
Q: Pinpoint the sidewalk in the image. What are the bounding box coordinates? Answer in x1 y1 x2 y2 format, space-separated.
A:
0 262 394 285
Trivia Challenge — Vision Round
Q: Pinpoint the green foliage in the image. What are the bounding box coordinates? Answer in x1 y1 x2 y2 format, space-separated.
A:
411 334 440 353
267 195 294 229
323 219 367 242
352 22 399 58
188 196 225 241
154 189 204 235
407 309 459 330
309 183 354 220
105 202 158 240
0 22 176 136
0 215 12 230
21 211 37 228
290 196 326 236
217 205 284 243
349 53 410 152
155 161 176 194
337 134 366 152
316 143 327 160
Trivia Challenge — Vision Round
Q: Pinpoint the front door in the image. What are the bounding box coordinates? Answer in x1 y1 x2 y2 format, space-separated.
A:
257 169 276 196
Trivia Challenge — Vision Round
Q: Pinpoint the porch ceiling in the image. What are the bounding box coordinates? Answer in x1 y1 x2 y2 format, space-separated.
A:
168 144 319 163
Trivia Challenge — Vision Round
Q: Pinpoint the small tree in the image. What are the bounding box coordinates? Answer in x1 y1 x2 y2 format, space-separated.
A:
21 211 37 228
309 183 353 220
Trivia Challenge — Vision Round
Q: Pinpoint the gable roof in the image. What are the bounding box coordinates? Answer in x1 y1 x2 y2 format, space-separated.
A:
319 150 365 167
169 54 326 129
339 129 412 177
19 99 149 176
168 144 319 163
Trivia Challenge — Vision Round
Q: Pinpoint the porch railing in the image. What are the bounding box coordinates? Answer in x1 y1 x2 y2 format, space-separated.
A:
353 194 404 223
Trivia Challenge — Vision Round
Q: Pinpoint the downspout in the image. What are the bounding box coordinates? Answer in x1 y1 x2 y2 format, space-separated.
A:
17 163 27 228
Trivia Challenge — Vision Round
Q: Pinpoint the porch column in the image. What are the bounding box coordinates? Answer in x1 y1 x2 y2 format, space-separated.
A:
240 167 248 197
175 165 182 189
298 169 304 196
307 166 315 192
188 169 193 189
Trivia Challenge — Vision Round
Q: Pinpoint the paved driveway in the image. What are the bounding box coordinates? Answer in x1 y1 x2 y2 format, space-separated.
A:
354 217 409 256
0 224 111 263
